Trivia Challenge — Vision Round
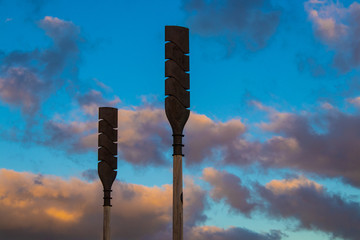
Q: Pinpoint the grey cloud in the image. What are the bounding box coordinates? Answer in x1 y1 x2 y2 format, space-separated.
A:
259 177 360 240
184 178 208 226
296 54 327 77
0 16 81 115
187 226 284 240
42 119 96 153
306 1 360 73
0 67 53 114
185 113 248 165
202 167 256 215
183 0 281 52
81 169 98 182
259 110 360 187
41 106 250 167
75 89 120 116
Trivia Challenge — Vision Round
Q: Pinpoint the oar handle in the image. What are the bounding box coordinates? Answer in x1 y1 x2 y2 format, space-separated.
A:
173 155 183 240
103 206 111 240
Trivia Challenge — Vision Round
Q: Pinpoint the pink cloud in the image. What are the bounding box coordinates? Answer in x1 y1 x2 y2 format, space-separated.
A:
305 1 360 72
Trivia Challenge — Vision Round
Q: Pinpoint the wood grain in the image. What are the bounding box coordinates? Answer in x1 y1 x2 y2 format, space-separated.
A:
173 154 183 240
103 206 111 240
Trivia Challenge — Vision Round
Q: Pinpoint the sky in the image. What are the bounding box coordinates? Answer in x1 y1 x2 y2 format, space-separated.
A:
0 0 360 239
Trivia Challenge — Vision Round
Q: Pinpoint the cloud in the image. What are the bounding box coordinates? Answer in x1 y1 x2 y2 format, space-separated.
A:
75 89 120 116
182 0 281 52
186 113 247 164
259 176 360 240
296 55 327 77
348 96 360 108
0 16 81 115
40 99 360 190
265 176 323 195
42 119 97 153
0 168 288 240
81 169 98 182
42 105 250 167
0 67 53 114
258 107 360 187
202 167 256 215
0 168 208 240
41 106 170 163
116 107 170 165
187 226 284 240
305 1 360 72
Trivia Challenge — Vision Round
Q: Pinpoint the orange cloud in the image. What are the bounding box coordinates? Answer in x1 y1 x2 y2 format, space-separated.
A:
0 168 206 240
265 176 323 195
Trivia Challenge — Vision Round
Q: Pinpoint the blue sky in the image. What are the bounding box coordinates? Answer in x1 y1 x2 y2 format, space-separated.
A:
0 0 360 239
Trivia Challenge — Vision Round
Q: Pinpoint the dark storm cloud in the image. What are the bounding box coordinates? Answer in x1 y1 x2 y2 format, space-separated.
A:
182 0 281 51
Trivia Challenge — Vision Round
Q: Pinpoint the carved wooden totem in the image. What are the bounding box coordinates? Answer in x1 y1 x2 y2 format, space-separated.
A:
98 107 118 240
165 26 190 240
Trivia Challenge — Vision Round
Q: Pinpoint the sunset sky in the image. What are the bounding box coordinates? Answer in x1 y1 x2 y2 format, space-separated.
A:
0 0 360 239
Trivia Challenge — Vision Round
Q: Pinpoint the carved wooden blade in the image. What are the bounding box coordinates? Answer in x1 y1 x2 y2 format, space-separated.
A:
165 60 189 90
166 42 189 71
98 161 117 190
165 26 189 53
98 107 118 206
165 78 190 108
165 96 190 135
165 26 190 156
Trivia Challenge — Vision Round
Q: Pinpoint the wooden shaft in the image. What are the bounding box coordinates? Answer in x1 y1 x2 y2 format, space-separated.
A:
103 206 111 240
173 154 183 240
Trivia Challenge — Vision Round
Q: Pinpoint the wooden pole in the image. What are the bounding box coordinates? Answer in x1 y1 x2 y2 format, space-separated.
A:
173 155 183 240
103 206 111 240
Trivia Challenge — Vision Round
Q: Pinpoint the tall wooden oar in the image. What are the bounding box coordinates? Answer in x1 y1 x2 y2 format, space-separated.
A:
98 107 118 240
165 26 190 240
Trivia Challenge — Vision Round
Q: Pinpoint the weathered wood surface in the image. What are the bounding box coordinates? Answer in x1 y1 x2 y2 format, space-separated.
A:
98 107 117 240
165 26 189 240
173 154 183 240
103 206 111 240
98 107 118 206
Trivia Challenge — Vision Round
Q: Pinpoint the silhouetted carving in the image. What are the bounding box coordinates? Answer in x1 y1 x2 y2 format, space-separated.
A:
165 26 190 156
98 107 118 207
165 25 189 240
